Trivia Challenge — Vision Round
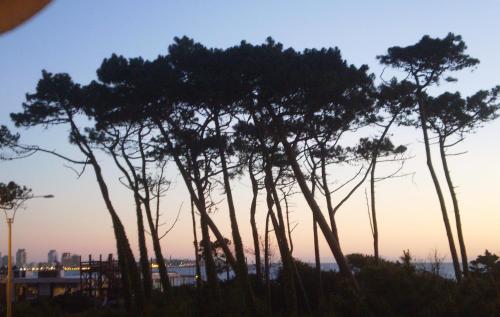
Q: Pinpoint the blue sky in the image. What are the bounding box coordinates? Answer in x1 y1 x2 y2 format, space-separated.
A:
0 0 499 262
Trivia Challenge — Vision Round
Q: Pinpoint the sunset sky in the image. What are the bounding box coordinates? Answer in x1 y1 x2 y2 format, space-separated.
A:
0 0 499 264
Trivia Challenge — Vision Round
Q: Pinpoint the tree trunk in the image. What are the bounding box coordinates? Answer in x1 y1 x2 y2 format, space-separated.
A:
249 159 262 283
158 125 237 272
320 156 337 239
264 167 298 316
439 137 469 276
417 97 462 282
370 159 379 263
367 116 398 264
284 194 294 253
313 214 322 301
280 138 357 289
282 190 311 314
214 114 255 313
90 158 145 314
319 154 341 244
192 160 220 292
110 145 152 301
136 132 171 293
191 199 202 288
200 209 219 291
310 160 323 302
199 206 222 317
264 211 271 307
141 201 171 293
69 121 144 313
292 258 311 314
134 197 153 297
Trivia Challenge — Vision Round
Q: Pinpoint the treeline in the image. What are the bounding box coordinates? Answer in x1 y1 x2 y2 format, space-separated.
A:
4 33 500 316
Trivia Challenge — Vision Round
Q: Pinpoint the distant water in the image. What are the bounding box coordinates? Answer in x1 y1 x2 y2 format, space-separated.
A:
316 262 456 279
163 262 456 281
25 261 452 281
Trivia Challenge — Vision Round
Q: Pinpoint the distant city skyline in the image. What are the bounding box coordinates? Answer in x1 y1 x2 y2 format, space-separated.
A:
0 248 84 266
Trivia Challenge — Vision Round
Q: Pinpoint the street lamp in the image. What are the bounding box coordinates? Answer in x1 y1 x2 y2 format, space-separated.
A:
2 192 54 317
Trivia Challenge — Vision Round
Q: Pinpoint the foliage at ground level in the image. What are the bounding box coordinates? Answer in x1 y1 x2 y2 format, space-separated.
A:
4 251 499 317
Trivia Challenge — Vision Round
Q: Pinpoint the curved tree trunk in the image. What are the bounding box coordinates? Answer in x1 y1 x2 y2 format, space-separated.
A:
439 137 469 276
417 98 462 282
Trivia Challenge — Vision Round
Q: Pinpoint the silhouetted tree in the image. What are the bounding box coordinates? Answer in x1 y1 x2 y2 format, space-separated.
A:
0 181 32 211
11 33 500 316
233 128 264 284
10 71 145 314
161 107 223 293
167 38 256 312
470 250 500 275
425 88 500 276
235 118 299 314
87 127 154 298
356 137 407 262
378 33 480 282
304 148 323 302
0 126 20 159
82 55 176 295
190 198 202 289
229 38 377 292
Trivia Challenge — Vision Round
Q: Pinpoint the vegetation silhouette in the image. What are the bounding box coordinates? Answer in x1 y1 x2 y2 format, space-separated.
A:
378 33 498 281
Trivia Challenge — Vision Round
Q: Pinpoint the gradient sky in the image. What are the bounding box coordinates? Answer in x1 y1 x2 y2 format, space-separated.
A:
0 0 499 264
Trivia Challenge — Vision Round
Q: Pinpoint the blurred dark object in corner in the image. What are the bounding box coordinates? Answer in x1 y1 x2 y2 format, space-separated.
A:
0 0 51 35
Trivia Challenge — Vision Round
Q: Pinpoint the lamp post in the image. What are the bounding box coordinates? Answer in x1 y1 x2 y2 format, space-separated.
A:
4 194 54 317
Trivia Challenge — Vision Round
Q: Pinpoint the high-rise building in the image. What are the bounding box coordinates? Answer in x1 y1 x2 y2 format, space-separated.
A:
61 252 71 267
70 254 81 267
1 255 8 267
16 249 27 267
48 250 58 265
